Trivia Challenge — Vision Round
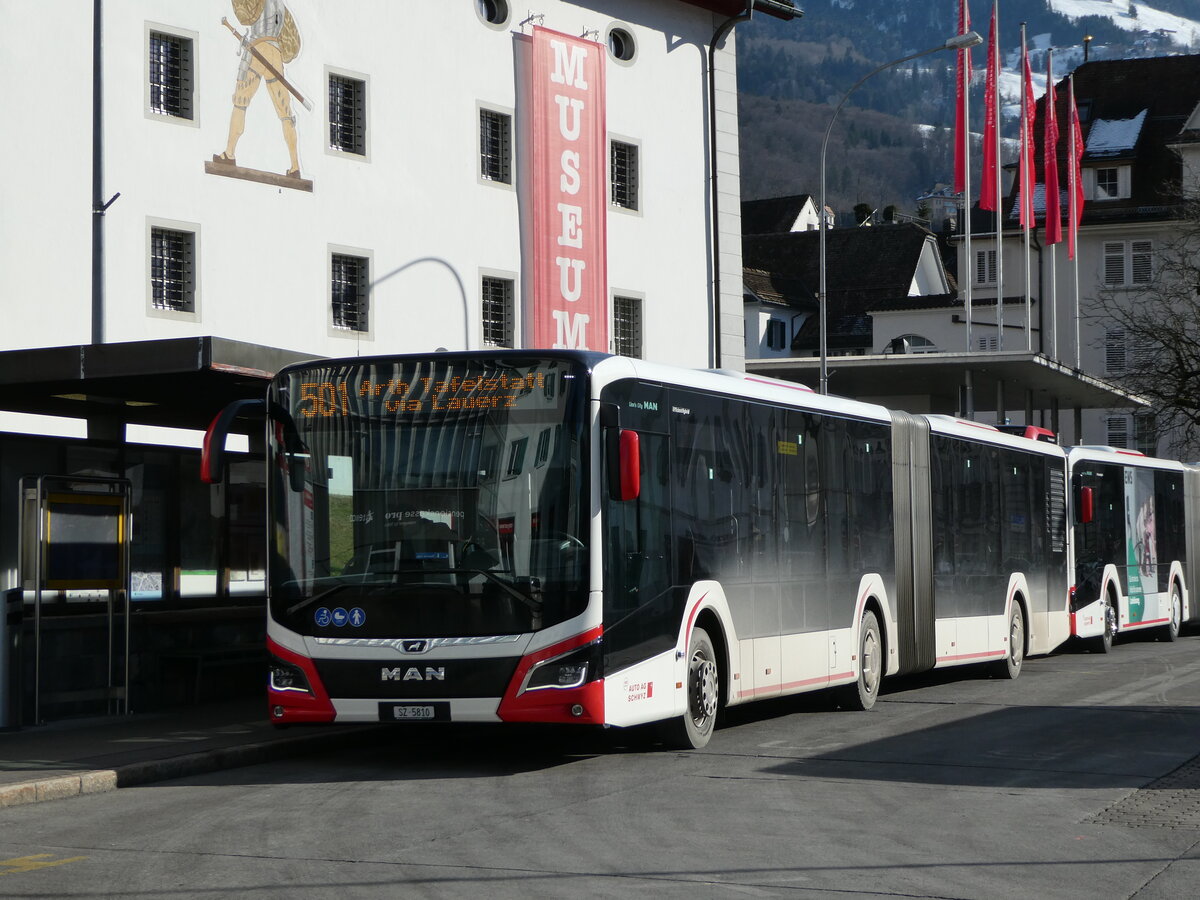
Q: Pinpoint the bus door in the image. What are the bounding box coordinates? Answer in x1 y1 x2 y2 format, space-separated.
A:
599 383 678 679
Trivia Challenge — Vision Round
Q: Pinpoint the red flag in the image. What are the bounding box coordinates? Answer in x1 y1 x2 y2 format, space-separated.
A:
979 3 999 211
1043 54 1061 245
953 0 972 193
1018 35 1036 228
1067 76 1086 260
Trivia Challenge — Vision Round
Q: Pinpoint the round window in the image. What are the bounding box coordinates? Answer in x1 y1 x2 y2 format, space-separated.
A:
608 27 636 62
476 0 509 27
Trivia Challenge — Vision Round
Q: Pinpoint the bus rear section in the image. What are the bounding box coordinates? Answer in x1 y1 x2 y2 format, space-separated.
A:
1067 447 1189 650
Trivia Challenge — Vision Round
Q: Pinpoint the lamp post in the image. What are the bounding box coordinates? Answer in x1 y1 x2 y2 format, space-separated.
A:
818 31 982 395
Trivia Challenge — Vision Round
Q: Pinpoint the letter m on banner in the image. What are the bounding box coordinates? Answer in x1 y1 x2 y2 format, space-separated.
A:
528 27 608 351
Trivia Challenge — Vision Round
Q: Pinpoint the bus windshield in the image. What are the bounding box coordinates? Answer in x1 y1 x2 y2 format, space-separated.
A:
267 356 589 639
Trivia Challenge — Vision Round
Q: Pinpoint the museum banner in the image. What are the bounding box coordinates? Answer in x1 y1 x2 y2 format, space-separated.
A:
529 26 608 351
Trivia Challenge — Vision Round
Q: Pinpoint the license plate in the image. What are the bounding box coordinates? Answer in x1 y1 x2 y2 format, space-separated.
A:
379 702 449 722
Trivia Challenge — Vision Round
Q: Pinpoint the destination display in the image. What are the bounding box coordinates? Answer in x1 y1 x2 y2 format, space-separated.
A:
296 371 548 418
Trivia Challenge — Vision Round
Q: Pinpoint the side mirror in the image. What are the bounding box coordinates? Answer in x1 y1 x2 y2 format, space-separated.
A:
201 399 266 484
1078 485 1094 525
618 430 641 501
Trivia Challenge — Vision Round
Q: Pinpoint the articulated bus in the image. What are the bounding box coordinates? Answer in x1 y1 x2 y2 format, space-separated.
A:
1067 445 1199 650
202 351 1076 748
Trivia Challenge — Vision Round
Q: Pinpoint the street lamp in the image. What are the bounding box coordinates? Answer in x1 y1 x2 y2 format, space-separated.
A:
818 31 982 395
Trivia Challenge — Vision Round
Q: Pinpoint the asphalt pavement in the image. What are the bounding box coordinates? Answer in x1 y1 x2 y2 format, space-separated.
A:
0 698 382 809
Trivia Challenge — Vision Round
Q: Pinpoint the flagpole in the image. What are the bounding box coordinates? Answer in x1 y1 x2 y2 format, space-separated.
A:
1046 49 1058 360
994 1 1004 350
1069 74 1082 369
1021 22 1032 350
958 0 974 354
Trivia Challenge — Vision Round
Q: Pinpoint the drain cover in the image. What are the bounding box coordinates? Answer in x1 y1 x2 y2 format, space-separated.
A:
1089 755 1200 829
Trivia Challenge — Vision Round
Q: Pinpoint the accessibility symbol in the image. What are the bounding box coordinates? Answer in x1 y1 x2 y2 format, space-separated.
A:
332 607 349 627
314 607 332 627
349 607 366 627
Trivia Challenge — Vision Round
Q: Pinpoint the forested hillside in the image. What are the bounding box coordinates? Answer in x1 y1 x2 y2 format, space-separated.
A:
737 0 1200 219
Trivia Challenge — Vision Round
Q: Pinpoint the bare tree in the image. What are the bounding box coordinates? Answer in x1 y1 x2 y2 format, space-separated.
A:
1089 193 1200 457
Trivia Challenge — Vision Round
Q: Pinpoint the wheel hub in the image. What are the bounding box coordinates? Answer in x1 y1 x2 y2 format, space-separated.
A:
690 653 718 722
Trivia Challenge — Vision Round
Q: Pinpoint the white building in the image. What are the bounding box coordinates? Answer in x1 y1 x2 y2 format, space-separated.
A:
2 0 801 369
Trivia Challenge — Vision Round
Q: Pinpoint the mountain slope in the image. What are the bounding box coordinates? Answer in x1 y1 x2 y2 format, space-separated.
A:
738 0 1200 216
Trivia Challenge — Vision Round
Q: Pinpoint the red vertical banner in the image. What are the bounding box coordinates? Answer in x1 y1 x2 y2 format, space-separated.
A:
1067 76 1086 260
1018 36 1036 228
529 27 609 351
1043 53 1062 245
979 2 999 211
953 0 972 194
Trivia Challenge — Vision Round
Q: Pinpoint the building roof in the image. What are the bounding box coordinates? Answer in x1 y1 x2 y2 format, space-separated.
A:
742 195 815 234
1016 54 1200 228
681 0 800 19
743 223 950 350
743 267 816 309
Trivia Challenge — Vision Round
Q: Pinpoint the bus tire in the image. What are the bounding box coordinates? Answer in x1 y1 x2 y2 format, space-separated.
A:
993 602 1025 679
660 626 720 750
1093 595 1117 654
839 610 882 711
1160 583 1182 642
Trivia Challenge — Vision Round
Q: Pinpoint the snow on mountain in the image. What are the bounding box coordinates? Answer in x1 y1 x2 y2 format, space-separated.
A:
1049 0 1200 45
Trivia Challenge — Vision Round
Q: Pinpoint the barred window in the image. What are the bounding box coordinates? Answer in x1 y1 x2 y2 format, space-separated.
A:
482 276 515 347
331 254 369 331
610 140 639 210
480 109 512 184
329 74 366 155
612 295 642 358
148 31 193 119
150 227 195 312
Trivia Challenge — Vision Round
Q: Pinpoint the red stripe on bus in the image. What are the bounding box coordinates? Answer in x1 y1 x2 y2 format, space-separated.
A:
1126 617 1169 627
683 592 709 645
738 671 855 698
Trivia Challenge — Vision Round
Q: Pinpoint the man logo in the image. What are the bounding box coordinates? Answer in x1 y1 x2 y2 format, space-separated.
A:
401 640 428 653
381 666 446 682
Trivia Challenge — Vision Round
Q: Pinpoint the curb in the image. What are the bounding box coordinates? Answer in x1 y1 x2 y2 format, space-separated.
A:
0 726 382 810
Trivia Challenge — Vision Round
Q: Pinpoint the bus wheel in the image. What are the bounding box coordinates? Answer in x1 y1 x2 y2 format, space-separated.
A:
840 610 882 711
994 602 1025 679
661 626 719 750
1160 584 1182 642
1093 597 1117 654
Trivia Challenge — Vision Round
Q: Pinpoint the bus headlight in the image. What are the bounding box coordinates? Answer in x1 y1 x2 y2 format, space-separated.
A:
269 657 313 694
522 640 602 692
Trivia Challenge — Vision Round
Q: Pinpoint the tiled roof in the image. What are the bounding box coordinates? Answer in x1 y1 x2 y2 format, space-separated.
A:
742 223 946 350
743 268 817 309
743 223 935 303
742 195 815 234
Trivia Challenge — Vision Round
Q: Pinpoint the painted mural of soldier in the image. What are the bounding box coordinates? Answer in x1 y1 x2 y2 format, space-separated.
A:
212 0 306 178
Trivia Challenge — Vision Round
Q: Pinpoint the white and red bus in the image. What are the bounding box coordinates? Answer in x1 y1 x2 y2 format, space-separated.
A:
1067 445 1198 649
202 351 1074 748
